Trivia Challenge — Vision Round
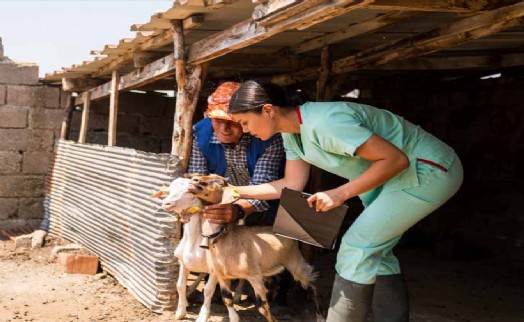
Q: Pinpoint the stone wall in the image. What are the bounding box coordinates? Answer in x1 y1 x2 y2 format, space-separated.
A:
0 44 67 229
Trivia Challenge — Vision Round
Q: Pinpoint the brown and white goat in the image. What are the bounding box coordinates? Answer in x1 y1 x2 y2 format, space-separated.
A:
159 174 324 322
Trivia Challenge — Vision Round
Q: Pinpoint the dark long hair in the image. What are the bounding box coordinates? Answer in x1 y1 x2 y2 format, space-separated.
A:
229 80 309 114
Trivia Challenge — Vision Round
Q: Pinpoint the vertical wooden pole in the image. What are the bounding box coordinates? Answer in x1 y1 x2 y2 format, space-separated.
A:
59 92 74 140
170 19 206 172
108 70 120 147
78 91 91 144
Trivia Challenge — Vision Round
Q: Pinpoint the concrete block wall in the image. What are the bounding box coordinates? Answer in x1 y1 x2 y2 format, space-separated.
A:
68 92 177 153
0 43 66 229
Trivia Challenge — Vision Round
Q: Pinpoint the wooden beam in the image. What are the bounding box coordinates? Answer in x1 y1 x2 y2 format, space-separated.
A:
108 71 120 147
60 94 74 140
173 20 187 89
78 91 91 144
289 11 420 54
62 77 102 92
253 0 328 27
272 1 524 85
366 53 524 70
92 15 204 78
133 51 163 68
316 46 331 101
187 0 375 65
366 0 517 12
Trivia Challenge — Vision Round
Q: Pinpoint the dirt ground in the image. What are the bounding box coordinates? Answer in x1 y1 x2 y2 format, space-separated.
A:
1 234 524 322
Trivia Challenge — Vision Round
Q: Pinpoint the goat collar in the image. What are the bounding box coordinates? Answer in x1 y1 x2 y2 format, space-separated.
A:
200 225 228 248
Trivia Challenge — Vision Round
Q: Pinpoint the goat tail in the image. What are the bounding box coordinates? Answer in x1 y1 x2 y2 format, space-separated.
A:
287 259 316 289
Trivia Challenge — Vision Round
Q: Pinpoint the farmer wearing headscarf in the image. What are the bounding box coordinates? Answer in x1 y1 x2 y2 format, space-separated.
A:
188 81 285 225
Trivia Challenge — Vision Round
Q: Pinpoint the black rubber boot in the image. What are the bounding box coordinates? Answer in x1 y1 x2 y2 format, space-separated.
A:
326 274 374 322
372 274 409 322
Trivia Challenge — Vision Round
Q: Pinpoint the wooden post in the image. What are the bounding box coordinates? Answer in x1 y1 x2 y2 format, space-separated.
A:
108 70 120 146
59 93 74 140
170 19 207 172
78 91 91 144
316 46 331 102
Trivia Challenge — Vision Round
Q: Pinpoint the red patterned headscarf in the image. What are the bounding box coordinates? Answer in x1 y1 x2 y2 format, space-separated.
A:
205 82 241 121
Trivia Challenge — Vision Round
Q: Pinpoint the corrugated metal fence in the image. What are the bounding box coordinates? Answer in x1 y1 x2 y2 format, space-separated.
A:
41 139 180 312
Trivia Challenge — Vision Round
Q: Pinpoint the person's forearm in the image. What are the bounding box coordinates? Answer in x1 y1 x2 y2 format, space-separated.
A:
236 177 306 200
337 157 409 200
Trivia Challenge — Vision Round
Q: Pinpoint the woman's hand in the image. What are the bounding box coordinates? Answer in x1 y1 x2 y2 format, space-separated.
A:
307 188 347 212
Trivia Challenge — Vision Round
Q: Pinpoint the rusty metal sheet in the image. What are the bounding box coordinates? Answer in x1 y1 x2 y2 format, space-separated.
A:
41 139 180 312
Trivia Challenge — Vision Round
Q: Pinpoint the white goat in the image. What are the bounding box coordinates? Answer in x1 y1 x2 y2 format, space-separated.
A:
157 174 325 322
153 177 217 322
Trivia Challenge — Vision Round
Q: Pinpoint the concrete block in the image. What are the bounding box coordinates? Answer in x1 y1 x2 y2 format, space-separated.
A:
0 61 39 85
0 106 28 128
0 151 22 173
0 129 55 152
56 252 99 275
0 85 5 105
6 85 44 107
22 151 53 174
29 107 64 130
117 134 161 153
14 234 32 249
44 87 60 109
18 197 44 219
0 175 45 198
0 198 18 220
140 117 173 137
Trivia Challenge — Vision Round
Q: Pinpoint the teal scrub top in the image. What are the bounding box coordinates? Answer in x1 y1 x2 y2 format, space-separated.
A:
282 102 456 206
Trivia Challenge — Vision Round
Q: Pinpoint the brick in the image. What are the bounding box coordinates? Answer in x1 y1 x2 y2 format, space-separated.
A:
0 85 5 105
0 61 39 85
0 106 28 128
13 234 32 249
0 175 45 197
0 198 18 220
0 129 55 152
22 151 53 174
6 85 44 107
29 107 64 130
0 151 22 173
56 252 99 275
18 197 44 219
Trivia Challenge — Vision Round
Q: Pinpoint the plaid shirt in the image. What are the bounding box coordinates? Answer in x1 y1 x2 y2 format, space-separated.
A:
188 132 284 212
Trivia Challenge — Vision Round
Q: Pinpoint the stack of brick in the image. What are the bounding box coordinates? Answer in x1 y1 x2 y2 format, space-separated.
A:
0 40 67 230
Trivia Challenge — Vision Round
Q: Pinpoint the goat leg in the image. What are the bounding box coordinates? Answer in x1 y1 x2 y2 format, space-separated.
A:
196 274 217 322
217 278 240 322
175 262 190 320
247 277 277 322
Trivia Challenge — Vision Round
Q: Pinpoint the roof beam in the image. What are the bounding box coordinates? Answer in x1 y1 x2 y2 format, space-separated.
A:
289 11 420 54
366 0 518 12
365 53 524 70
187 0 375 65
92 15 204 78
272 1 524 85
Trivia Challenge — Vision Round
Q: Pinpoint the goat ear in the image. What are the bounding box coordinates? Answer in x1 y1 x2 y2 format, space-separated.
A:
150 190 167 198
183 173 192 179
150 185 169 198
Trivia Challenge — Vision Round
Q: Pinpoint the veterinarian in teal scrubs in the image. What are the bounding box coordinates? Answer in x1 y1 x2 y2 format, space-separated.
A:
227 80 463 322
